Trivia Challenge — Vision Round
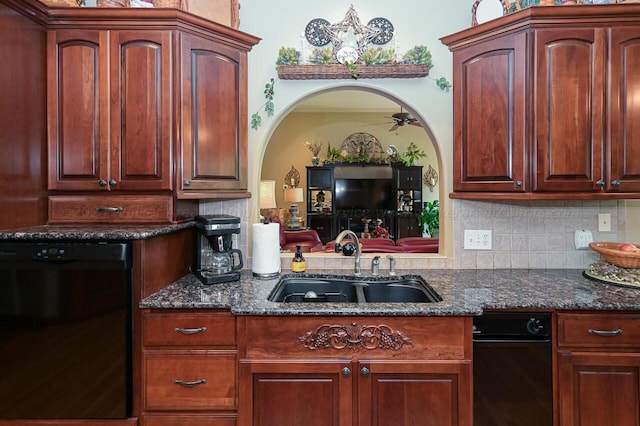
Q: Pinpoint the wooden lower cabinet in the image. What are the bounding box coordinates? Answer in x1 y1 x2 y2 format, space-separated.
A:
140 310 238 425
556 312 640 426
237 316 473 426
360 361 469 426
240 360 351 426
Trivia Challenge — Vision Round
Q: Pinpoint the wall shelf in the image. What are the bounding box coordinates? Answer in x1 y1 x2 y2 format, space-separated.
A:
276 64 430 80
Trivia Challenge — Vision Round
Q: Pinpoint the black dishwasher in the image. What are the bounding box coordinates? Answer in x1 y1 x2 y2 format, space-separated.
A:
0 241 132 420
473 312 552 426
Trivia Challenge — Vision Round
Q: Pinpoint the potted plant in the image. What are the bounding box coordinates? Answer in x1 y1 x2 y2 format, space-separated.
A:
398 141 427 166
417 200 439 238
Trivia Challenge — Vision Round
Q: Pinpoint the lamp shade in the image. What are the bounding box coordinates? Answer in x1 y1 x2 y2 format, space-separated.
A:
284 187 303 203
259 180 277 209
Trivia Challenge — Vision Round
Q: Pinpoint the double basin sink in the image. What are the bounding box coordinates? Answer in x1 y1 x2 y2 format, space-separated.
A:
268 274 442 304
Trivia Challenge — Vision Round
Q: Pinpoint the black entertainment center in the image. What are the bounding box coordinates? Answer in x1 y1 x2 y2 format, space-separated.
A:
306 164 423 243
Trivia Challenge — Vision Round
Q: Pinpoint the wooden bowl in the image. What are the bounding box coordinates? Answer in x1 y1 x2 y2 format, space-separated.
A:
589 242 640 269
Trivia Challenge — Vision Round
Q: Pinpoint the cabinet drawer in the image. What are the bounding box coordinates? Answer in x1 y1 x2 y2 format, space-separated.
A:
48 195 175 224
557 313 640 348
143 414 236 426
143 311 236 346
144 353 236 410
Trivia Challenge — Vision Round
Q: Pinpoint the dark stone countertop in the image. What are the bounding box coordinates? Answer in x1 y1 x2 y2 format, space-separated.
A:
0 223 192 240
139 268 640 316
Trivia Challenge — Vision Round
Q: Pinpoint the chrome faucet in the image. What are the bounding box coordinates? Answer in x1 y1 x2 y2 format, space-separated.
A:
387 255 396 276
371 256 380 275
335 230 361 275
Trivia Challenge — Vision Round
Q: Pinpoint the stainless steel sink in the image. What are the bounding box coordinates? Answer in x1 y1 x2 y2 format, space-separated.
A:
267 274 442 303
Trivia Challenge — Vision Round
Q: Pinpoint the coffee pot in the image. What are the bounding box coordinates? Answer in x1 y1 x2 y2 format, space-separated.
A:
193 215 243 284
201 244 243 276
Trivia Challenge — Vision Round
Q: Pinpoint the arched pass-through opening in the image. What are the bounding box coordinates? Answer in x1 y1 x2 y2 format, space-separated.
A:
260 85 444 255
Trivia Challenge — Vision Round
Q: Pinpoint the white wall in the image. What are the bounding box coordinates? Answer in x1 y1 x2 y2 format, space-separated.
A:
239 0 467 229
199 1 630 270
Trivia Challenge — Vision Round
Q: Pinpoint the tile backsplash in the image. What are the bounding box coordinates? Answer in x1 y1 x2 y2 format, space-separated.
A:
202 199 625 271
451 199 623 269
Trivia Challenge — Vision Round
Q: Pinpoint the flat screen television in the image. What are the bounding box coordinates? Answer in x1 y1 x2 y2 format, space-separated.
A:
334 178 394 212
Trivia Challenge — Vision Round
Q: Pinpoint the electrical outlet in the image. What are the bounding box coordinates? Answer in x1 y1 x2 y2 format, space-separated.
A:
598 213 611 232
574 229 593 250
464 230 492 250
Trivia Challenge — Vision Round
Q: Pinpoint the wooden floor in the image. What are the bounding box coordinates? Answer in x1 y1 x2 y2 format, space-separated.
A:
0 310 128 419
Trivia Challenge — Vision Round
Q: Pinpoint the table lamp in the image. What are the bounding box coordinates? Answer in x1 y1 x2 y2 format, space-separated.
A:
259 180 277 220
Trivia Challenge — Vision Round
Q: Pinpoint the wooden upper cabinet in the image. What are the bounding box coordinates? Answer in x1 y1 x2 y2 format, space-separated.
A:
178 32 248 197
47 29 172 191
451 31 527 193
110 30 172 191
443 5 640 199
533 28 605 193
47 30 109 191
608 26 640 193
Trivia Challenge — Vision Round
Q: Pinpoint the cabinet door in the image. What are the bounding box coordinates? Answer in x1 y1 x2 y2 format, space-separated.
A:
110 30 172 191
47 30 110 191
533 28 605 192
179 32 247 194
557 351 640 426
238 360 352 426
396 167 422 190
307 215 334 243
357 360 472 426
608 26 640 193
307 167 333 189
452 31 527 192
396 215 421 239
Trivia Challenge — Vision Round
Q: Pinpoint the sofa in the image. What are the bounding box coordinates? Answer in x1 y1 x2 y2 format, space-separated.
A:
311 237 439 253
282 229 324 252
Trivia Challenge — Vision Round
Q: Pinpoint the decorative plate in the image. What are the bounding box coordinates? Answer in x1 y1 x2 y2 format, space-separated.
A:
341 133 384 157
367 17 394 45
583 259 640 290
305 18 332 46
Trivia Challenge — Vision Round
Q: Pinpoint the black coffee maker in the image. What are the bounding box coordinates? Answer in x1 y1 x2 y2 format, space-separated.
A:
194 214 243 284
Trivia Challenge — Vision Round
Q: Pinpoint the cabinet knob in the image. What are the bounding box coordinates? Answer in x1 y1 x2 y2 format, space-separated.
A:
596 180 605 188
515 181 522 188
109 179 117 187
98 180 108 187
341 367 351 377
360 367 370 378
611 180 621 187
184 180 191 186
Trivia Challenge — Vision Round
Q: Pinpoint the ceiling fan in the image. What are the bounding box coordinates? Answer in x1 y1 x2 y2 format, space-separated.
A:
368 108 422 132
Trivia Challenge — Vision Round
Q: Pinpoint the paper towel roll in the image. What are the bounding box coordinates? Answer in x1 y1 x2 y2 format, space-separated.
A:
252 222 281 277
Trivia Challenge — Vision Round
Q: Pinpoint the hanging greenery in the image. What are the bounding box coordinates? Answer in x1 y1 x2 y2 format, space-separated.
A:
250 78 276 131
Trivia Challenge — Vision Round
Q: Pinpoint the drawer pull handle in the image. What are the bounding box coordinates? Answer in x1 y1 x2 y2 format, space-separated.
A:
96 207 124 213
174 379 207 388
174 327 207 335
588 328 623 337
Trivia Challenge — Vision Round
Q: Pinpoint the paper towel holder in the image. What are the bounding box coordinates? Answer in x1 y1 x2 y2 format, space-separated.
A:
252 221 282 279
